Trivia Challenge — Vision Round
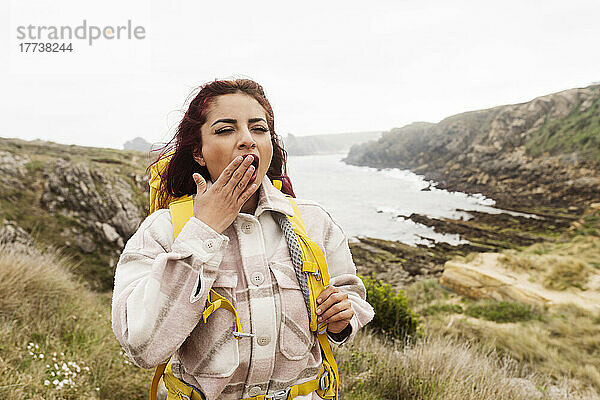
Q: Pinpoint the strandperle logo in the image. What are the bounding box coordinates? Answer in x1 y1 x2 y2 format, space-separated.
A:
16 20 146 46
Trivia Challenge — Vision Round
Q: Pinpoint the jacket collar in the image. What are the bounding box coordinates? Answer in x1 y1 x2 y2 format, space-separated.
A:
205 175 294 218
254 175 295 218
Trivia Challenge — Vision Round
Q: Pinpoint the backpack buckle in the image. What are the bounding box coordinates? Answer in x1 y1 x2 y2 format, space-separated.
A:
232 331 254 338
319 370 329 391
313 270 321 281
317 322 328 335
265 387 290 400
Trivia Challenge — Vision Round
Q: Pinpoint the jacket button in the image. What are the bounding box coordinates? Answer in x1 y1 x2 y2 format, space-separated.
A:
248 386 262 396
241 222 253 234
257 335 271 346
250 272 264 286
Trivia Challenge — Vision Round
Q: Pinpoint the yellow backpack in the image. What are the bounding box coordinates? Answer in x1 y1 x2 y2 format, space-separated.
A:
148 156 340 400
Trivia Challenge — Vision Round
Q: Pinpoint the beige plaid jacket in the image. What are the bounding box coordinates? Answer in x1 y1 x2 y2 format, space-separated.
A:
111 176 374 400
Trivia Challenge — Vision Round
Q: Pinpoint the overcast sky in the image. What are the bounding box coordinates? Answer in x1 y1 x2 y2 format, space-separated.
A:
1 0 599 149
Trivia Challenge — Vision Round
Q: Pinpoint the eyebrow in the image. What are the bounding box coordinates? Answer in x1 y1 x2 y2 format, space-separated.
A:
210 118 267 127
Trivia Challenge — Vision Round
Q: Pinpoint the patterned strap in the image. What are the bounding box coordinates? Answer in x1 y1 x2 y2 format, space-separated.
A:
273 212 312 319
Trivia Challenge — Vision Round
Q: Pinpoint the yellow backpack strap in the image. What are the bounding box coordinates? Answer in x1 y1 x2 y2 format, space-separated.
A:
284 197 339 399
167 196 245 335
150 362 167 400
162 359 205 400
149 154 175 214
168 195 194 237
150 196 247 400
286 198 330 328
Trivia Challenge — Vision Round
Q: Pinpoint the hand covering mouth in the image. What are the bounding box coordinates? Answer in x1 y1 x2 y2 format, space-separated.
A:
243 154 259 183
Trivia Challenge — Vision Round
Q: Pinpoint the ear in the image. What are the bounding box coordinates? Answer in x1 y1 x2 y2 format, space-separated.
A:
192 147 206 166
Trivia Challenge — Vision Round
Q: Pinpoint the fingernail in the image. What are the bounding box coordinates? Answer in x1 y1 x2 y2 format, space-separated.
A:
316 308 321 314
317 298 322 303
318 317 322 321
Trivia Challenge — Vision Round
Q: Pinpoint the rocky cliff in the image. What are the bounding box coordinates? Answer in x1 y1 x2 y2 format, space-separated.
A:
344 85 600 210
0 138 149 291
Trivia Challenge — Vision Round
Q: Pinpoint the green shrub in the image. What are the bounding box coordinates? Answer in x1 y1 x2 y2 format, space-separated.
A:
361 274 419 341
421 303 464 316
464 301 535 323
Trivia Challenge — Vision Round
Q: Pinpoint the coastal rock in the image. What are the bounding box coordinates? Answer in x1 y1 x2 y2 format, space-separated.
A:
0 151 30 191
0 138 150 291
41 158 142 240
345 84 600 209
440 253 600 312
0 220 34 246
0 220 38 255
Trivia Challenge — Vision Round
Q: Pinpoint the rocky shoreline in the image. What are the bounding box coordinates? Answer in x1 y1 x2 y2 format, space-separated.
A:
344 85 600 288
349 185 592 290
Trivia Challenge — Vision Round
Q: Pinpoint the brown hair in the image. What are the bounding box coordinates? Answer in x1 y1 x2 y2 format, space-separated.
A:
149 79 295 211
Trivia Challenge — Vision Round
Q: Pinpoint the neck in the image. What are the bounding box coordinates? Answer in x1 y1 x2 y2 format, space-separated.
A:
240 189 259 215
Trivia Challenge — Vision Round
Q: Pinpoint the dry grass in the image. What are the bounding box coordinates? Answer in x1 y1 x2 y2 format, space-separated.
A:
405 279 600 398
335 328 595 399
2 241 598 399
0 243 150 399
498 234 599 290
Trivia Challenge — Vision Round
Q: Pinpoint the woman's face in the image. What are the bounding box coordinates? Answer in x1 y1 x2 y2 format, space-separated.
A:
195 93 273 185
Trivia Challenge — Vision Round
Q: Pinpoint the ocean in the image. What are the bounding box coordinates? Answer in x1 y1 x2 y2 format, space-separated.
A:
286 153 536 246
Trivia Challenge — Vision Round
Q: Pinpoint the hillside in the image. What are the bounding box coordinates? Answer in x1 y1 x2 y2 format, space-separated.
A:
345 85 600 210
0 138 149 291
123 137 153 153
1 241 595 399
2 88 599 397
282 131 382 155
122 131 383 157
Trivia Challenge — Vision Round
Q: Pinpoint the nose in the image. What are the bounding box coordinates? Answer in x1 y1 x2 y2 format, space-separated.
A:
237 126 257 149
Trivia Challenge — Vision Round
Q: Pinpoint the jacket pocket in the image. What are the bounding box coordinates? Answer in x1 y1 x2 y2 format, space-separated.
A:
178 271 240 378
269 261 315 360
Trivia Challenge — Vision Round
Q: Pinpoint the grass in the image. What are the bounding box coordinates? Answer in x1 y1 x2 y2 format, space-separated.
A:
497 233 599 291
4 240 596 399
407 204 600 394
463 301 538 323
405 279 600 395
525 95 600 162
422 301 539 324
0 137 150 291
335 328 592 399
0 243 150 399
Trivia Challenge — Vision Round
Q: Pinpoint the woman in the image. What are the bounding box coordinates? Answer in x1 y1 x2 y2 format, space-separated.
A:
111 79 374 400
